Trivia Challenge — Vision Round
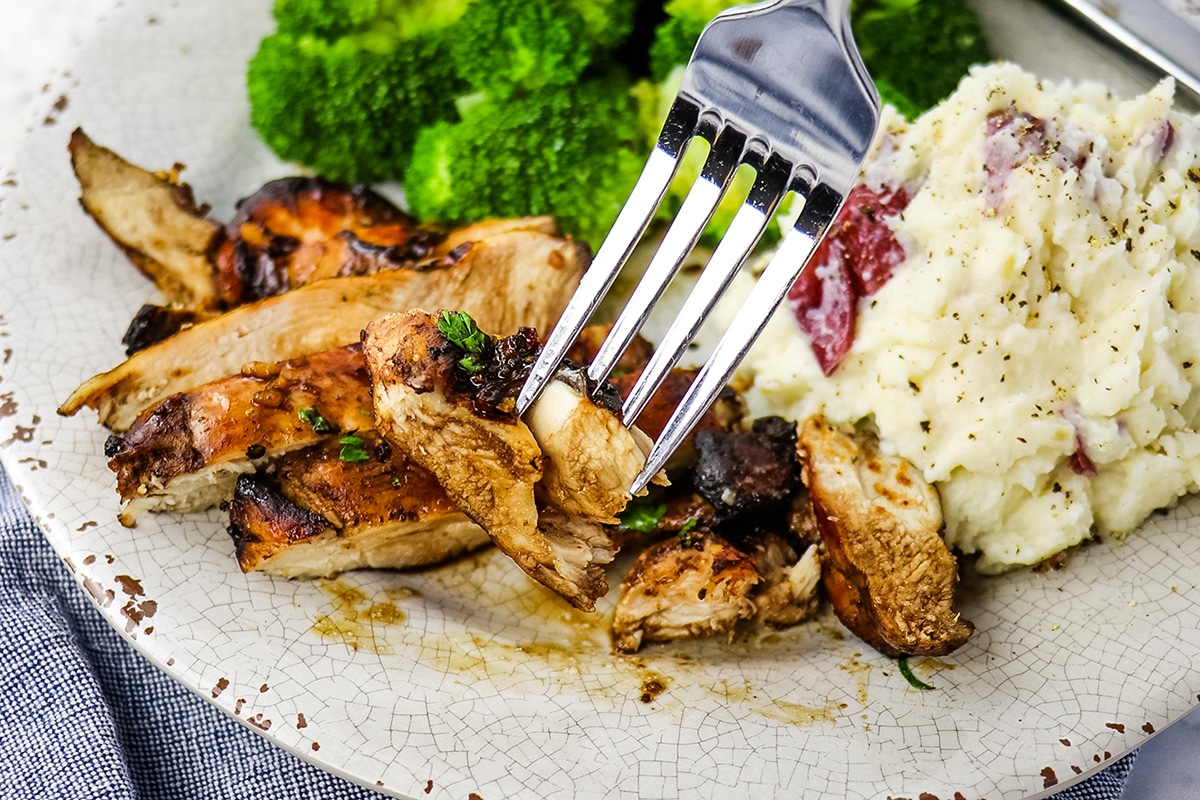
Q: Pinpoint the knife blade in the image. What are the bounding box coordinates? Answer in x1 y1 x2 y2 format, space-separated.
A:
1043 0 1200 100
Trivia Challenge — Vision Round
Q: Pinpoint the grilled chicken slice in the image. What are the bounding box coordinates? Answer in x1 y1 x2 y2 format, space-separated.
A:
105 345 371 525
60 219 587 431
612 532 761 653
799 416 974 657
363 309 632 611
225 433 489 577
211 177 443 307
70 128 223 310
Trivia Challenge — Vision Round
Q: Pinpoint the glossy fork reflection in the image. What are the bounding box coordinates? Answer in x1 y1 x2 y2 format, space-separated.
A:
515 0 881 494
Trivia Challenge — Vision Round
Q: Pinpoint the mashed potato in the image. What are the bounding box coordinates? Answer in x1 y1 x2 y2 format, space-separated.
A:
728 62 1200 573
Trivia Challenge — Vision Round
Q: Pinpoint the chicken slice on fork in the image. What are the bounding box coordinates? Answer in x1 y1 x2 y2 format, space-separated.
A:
363 309 664 610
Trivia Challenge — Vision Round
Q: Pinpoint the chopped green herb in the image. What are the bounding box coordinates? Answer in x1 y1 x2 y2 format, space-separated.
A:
458 353 485 375
897 657 935 690
391 476 403 487
437 309 486 353
618 499 667 533
678 517 699 548
339 435 371 463
298 406 332 433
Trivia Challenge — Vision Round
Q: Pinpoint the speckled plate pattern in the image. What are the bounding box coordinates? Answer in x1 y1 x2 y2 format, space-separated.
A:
1 1 1198 798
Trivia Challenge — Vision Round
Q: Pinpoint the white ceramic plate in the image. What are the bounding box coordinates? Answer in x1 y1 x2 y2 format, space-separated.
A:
2 1 1199 798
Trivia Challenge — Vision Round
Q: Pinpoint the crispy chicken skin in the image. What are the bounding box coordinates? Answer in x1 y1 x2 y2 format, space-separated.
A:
612 532 761 653
225 433 489 577
106 345 371 525
211 177 443 307
799 416 974 657
363 309 616 611
60 219 587 431
69 128 223 310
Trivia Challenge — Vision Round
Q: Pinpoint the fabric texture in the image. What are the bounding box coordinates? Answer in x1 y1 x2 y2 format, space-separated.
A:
0 465 1134 800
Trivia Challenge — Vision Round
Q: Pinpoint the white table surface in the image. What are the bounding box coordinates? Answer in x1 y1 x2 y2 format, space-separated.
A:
0 2 1196 799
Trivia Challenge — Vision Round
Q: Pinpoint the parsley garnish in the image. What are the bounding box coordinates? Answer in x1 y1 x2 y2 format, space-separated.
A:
678 517 699 548
438 310 486 353
618 499 667 533
458 353 485 375
338 434 370 463
897 657 935 690
298 406 332 432
437 310 489 375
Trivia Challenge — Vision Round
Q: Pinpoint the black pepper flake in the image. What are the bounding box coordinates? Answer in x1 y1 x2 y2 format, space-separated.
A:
920 420 931 433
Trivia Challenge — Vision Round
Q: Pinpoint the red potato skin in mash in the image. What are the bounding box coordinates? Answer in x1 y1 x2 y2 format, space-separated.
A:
787 184 910 374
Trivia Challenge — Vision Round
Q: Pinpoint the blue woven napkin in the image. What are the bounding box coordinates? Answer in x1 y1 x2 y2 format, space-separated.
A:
0 465 1134 799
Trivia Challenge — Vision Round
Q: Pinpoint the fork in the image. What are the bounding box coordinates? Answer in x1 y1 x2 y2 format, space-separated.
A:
515 0 880 494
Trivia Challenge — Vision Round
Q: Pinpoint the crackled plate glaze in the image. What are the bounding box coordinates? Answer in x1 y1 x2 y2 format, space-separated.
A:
1 1 1198 798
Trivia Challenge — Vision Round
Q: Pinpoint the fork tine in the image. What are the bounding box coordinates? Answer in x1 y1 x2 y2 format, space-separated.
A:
586 126 747 386
630 181 846 495
621 153 793 426
515 97 701 416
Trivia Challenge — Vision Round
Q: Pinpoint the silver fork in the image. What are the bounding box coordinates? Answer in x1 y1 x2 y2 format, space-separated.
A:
515 0 880 494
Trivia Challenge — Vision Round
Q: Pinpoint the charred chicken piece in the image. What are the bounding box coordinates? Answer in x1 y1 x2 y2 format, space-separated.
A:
120 304 201 355
225 432 489 577
612 531 761 653
363 309 628 611
69 128 223 311
60 219 587 431
105 344 371 526
211 177 443 307
799 416 974 657
693 416 801 521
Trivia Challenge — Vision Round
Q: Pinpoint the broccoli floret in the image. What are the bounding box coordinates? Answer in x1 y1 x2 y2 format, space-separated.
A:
449 0 641 98
247 0 471 183
449 1 592 98
648 0 749 79
851 0 990 114
404 78 646 249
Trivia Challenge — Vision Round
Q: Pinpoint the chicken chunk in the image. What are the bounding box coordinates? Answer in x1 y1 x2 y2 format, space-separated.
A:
210 177 442 307
799 416 974 657
612 532 760 653
523 368 666 524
